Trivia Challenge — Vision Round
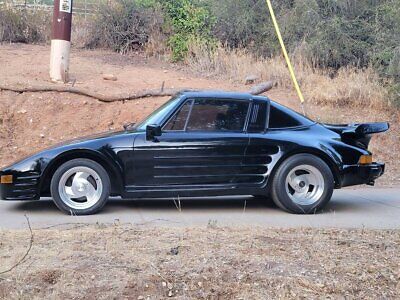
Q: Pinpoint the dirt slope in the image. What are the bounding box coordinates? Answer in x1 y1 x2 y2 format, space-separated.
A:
0 44 398 185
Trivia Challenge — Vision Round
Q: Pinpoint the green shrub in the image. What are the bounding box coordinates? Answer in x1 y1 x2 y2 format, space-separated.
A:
207 0 399 70
162 0 215 61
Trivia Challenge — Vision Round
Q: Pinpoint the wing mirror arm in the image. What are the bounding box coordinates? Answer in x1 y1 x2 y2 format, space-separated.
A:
146 124 162 141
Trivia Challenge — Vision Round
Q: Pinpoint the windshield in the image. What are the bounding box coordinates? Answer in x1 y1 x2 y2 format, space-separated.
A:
135 95 182 131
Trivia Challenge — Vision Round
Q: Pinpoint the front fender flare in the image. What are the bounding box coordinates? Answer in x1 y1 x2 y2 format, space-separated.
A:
39 149 125 196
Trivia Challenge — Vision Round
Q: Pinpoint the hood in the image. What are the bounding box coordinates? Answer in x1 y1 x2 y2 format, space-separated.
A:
52 130 128 148
1 129 140 171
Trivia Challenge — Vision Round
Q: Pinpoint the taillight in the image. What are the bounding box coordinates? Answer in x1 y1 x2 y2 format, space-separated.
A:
359 155 373 165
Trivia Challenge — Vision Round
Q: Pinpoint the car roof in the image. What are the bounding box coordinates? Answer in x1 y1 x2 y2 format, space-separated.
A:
179 90 269 101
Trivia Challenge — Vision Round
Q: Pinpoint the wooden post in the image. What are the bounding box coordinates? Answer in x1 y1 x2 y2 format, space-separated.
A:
50 0 73 83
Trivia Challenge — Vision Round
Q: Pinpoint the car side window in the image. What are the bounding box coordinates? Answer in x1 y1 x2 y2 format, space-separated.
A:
163 100 193 131
186 99 249 132
269 102 303 129
248 101 268 133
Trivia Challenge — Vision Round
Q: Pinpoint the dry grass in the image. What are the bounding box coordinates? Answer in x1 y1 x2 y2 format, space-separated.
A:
187 44 388 109
0 224 399 299
71 16 93 49
144 33 169 60
0 7 51 44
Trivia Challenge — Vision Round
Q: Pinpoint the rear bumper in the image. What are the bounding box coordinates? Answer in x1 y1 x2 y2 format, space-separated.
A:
0 171 41 201
341 162 385 187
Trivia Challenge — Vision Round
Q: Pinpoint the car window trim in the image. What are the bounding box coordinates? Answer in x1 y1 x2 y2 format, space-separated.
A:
246 98 270 133
162 99 194 132
183 99 195 131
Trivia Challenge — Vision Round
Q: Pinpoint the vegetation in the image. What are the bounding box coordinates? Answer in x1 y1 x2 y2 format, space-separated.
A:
206 0 400 104
88 0 400 105
0 7 50 44
83 0 163 54
162 0 215 62
0 0 399 105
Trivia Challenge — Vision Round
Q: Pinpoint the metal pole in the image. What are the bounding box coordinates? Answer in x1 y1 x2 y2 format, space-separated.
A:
50 0 73 83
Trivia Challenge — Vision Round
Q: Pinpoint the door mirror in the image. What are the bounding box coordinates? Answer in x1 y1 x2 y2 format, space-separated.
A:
146 124 162 141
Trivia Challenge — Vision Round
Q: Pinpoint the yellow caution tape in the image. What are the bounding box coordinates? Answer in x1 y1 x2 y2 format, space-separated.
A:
266 0 305 105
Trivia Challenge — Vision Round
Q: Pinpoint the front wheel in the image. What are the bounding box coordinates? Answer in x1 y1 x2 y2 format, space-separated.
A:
50 159 110 215
271 154 334 214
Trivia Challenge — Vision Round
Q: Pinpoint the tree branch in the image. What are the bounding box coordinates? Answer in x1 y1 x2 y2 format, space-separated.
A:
0 81 273 102
0 214 34 275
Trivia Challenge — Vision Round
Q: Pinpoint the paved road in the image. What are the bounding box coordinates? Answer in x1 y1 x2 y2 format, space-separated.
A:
0 187 399 230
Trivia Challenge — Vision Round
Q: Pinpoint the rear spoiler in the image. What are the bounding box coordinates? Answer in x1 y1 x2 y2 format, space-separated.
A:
324 122 389 136
353 122 390 135
323 122 390 149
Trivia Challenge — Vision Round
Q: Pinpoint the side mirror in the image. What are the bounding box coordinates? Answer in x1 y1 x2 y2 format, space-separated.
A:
146 124 162 141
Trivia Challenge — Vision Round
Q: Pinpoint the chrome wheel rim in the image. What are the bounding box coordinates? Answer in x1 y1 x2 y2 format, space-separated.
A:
285 164 325 206
58 166 103 210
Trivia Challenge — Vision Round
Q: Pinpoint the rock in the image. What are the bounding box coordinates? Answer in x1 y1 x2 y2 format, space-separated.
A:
137 296 144 300
40 134 45 138
17 109 27 114
169 246 179 256
103 74 118 81
244 75 258 85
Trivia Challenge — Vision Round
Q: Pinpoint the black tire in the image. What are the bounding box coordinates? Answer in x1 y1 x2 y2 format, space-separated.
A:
271 154 334 214
50 158 110 215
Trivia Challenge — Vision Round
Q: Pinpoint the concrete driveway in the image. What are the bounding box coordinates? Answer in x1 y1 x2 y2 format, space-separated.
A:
0 187 399 230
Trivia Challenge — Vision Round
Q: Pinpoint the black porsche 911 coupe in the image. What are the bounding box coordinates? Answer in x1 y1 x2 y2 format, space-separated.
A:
0 91 389 215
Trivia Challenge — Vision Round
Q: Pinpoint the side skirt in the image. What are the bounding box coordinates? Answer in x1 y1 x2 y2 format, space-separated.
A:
122 184 267 199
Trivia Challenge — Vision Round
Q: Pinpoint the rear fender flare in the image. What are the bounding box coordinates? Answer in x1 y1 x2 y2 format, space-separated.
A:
267 147 342 191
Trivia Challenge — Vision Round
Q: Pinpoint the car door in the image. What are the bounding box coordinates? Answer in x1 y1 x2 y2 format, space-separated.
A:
130 97 251 188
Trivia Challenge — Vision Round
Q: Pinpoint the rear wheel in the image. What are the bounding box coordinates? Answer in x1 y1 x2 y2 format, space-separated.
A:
271 154 334 214
50 159 110 215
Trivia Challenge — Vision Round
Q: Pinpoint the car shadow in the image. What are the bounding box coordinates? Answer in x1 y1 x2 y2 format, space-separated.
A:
322 200 363 213
11 196 278 214
104 196 277 213
9 192 368 215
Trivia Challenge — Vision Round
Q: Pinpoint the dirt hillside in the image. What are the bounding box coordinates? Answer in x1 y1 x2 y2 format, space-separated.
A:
0 44 398 185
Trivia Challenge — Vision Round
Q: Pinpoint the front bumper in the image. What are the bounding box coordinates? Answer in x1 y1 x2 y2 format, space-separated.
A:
341 162 385 187
0 171 41 201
